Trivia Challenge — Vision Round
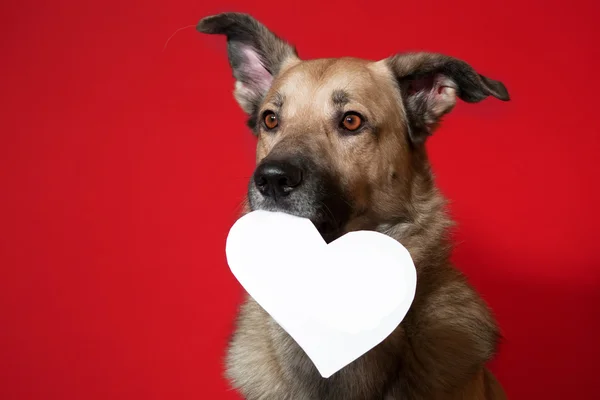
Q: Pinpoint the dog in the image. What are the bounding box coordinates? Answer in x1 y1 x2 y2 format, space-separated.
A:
197 12 510 400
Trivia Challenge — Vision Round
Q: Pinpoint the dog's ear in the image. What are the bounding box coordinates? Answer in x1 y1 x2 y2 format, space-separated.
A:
197 13 299 115
385 52 510 145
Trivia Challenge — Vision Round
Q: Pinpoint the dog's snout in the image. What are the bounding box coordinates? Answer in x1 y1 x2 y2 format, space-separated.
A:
254 160 303 199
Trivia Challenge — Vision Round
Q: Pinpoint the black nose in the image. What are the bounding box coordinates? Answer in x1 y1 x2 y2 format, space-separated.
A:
253 160 304 199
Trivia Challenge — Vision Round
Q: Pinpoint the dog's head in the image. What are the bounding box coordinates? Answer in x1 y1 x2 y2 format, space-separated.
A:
198 13 509 242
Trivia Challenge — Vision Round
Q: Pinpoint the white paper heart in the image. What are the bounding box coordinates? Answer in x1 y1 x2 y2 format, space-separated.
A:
225 210 417 378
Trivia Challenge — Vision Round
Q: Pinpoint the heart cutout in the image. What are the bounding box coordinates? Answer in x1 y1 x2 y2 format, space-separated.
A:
225 210 417 378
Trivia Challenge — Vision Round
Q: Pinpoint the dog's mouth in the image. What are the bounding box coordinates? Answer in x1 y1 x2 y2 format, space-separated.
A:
311 215 345 243
246 160 352 243
249 203 345 243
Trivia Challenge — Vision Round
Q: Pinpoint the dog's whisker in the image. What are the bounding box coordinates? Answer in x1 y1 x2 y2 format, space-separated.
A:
319 200 339 228
233 196 249 213
162 24 197 52
328 193 353 209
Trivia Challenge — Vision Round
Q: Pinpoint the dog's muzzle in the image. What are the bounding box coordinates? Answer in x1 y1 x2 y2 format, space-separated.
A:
247 156 351 242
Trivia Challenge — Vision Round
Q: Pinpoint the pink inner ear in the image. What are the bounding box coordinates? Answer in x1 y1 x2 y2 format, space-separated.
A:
240 45 273 93
405 74 458 121
407 74 457 101
407 75 435 95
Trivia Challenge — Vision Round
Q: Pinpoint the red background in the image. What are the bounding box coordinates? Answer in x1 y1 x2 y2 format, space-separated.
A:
1 0 599 399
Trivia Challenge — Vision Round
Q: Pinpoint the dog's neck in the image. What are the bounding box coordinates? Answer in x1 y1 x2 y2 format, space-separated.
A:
376 163 453 269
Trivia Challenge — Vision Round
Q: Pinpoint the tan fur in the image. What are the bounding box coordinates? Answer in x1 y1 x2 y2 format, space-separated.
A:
226 58 505 400
198 12 509 400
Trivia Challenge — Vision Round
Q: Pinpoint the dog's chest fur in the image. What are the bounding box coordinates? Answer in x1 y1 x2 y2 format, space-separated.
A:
225 298 406 400
224 257 501 400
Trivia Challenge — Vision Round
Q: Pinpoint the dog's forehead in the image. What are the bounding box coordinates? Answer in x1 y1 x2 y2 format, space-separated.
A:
269 58 393 112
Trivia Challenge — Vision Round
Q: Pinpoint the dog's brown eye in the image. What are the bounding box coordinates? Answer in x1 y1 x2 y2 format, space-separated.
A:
264 112 278 129
341 113 363 131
